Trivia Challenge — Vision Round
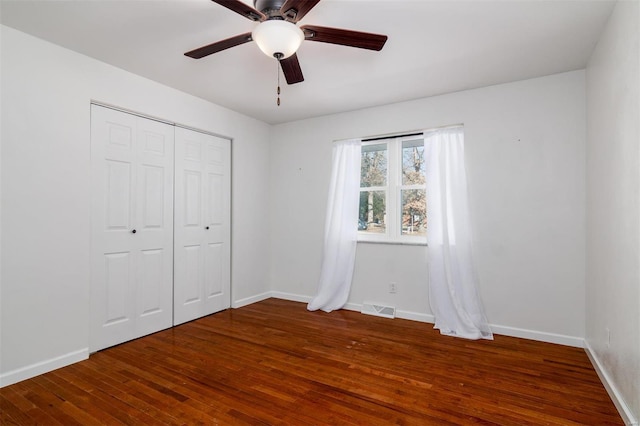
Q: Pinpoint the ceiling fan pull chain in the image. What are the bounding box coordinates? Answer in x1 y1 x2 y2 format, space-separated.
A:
276 59 281 106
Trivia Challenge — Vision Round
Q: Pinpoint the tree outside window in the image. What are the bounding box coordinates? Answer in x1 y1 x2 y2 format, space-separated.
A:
401 139 426 236
359 143 387 233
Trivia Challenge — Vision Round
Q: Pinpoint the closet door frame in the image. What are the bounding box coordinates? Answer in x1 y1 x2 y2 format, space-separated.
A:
90 103 232 352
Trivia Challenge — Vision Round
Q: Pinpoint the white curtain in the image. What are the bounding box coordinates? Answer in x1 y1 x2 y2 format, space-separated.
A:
308 139 362 312
424 127 493 340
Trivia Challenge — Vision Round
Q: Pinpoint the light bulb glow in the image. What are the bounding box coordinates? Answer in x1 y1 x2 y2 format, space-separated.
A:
252 20 304 59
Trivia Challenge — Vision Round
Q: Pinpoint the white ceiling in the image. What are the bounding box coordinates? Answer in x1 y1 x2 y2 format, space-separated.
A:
1 0 615 124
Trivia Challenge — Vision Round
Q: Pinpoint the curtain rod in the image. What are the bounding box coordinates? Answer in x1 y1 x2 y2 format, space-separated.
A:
359 123 464 143
362 132 423 142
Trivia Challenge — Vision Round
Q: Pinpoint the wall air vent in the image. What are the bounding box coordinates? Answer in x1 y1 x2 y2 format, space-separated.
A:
361 302 396 319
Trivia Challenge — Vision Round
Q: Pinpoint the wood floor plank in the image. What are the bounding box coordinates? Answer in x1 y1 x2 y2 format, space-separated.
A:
37 372 122 425
0 392 35 425
3 382 68 426
0 299 623 425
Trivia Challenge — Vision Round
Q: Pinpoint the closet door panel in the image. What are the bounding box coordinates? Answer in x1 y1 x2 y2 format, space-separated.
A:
203 136 230 315
91 107 137 350
174 127 230 325
103 251 134 326
91 105 173 352
134 117 174 337
105 160 133 231
205 243 223 298
184 170 203 227
182 245 202 303
174 132 205 325
140 165 165 228
138 248 164 315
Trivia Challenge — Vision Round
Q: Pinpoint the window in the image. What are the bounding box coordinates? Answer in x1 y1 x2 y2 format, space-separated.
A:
358 136 426 242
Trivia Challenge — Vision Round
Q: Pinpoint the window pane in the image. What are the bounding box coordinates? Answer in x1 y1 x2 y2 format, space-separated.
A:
401 189 426 236
359 191 386 234
402 139 425 185
360 143 387 188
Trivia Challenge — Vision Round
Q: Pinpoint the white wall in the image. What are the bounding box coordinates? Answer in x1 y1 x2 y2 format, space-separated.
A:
586 0 640 422
0 25 271 383
270 70 586 344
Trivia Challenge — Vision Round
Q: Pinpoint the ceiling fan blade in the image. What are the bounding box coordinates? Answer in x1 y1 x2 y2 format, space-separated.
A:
279 0 321 22
185 32 253 59
301 25 387 51
280 54 304 84
211 0 265 21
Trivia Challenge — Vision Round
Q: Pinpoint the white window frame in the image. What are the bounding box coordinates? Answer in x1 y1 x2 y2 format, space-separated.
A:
358 135 426 244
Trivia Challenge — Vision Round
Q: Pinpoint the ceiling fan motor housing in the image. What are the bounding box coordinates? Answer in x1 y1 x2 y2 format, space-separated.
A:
254 0 289 17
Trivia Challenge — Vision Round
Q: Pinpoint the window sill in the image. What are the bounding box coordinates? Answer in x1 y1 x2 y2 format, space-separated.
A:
357 240 428 247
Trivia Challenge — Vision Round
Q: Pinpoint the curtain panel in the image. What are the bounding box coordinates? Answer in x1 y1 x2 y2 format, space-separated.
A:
424 127 493 340
308 139 362 312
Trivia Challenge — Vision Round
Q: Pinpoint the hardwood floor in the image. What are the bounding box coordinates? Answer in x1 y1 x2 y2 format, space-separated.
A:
1 299 623 425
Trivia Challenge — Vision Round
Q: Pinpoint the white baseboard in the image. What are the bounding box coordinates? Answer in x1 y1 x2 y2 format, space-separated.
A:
342 301 362 312
0 348 88 388
268 292 584 347
488 324 584 348
396 309 435 323
343 302 436 323
585 341 638 426
232 291 272 309
270 291 312 304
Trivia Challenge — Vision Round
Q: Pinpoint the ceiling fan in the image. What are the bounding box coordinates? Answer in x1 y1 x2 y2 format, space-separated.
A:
184 0 388 85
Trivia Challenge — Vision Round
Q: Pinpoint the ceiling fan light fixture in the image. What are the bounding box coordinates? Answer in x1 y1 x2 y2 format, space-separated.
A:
252 20 304 59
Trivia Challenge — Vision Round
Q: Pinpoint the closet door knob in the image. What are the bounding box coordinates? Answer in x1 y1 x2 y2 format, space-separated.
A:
131 229 137 234
205 226 210 230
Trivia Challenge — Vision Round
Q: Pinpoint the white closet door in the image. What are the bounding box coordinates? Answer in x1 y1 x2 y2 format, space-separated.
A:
90 105 174 352
174 127 231 325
